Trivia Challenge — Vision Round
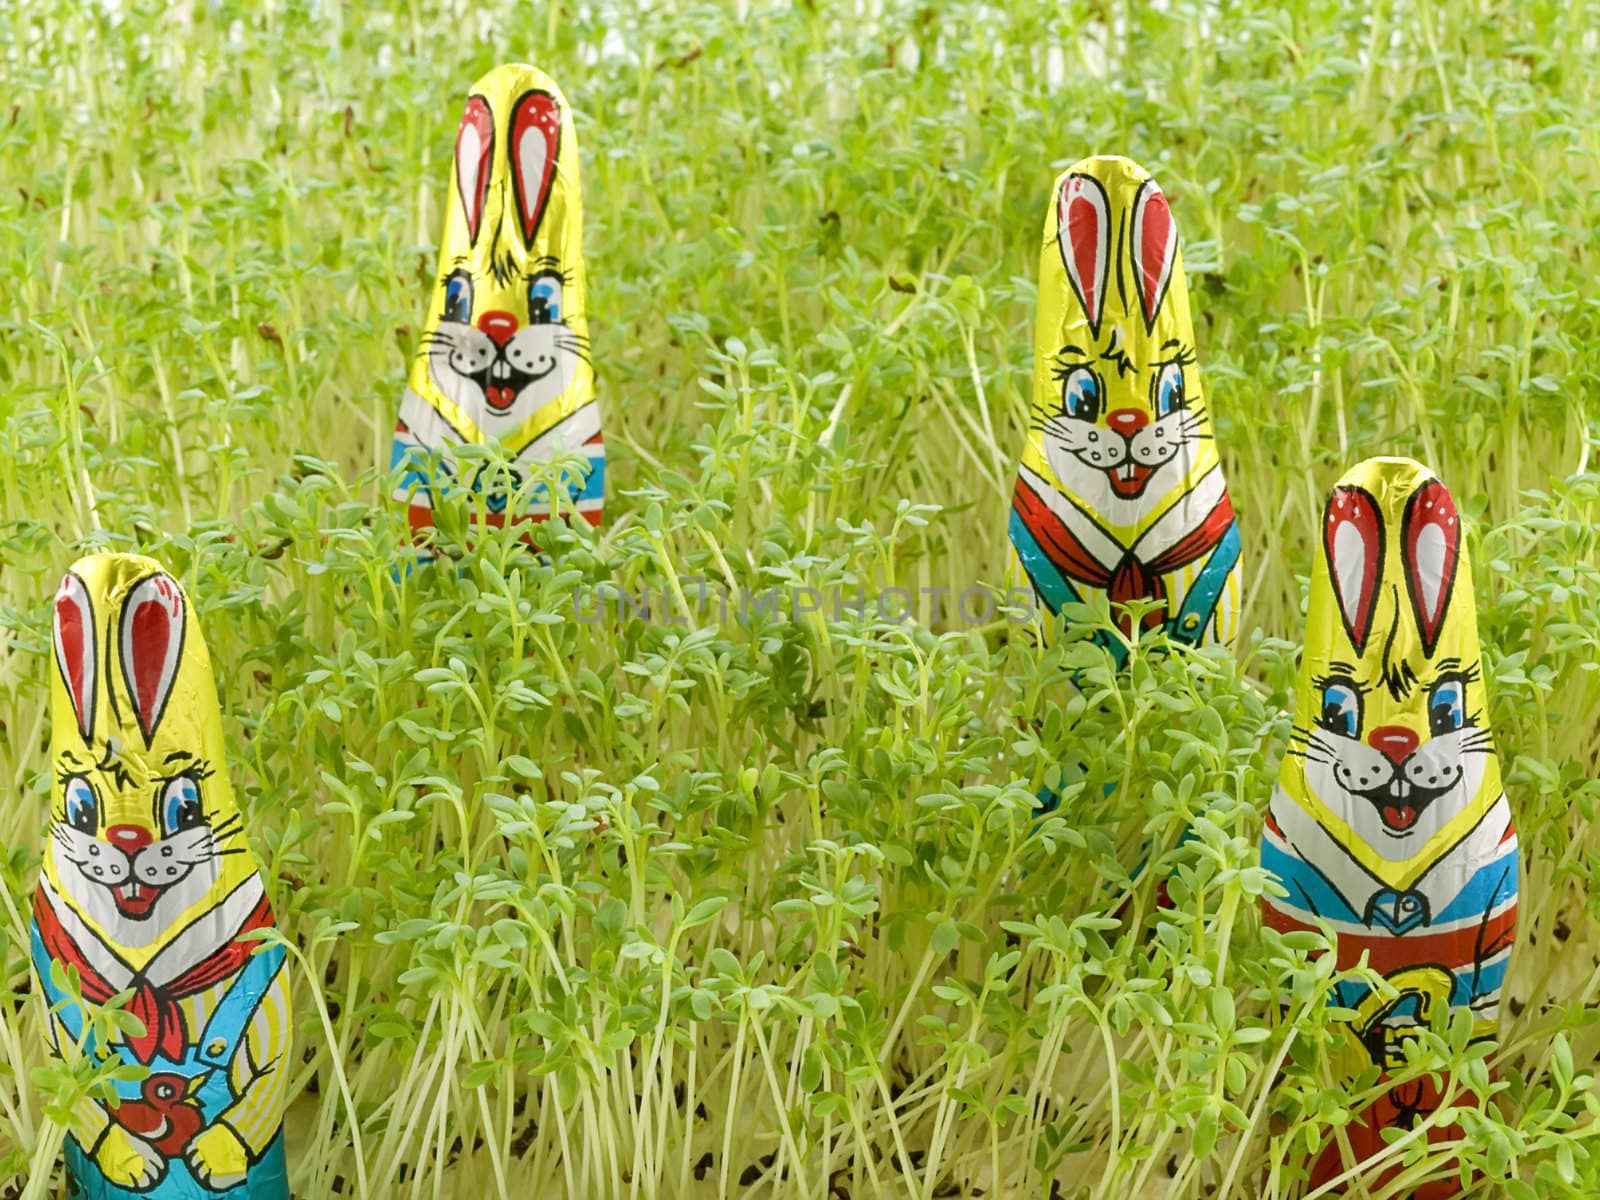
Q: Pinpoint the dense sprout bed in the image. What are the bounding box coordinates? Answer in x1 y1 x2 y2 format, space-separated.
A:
1 2 1598 1196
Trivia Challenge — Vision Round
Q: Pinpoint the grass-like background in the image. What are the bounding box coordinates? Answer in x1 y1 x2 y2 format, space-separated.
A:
1 1 1598 1196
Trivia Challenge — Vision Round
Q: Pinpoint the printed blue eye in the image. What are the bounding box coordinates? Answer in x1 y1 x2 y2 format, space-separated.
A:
1062 366 1101 421
443 272 473 324
64 776 98 834
1429 678 1466 736
527 272 562 325
1319 680 1362 738
160 776 205 835
1153 361 1185 418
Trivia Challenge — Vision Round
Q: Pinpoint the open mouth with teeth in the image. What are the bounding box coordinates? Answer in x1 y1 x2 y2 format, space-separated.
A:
1356 779 1451 834
112 879 163 919
1105 462 1154 498
474 356 556 413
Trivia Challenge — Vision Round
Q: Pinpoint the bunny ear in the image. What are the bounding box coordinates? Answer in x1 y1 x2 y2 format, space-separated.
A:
455 95 495 245
509 90 562 246
1324 487 1384 655
1402 479 1460 657
1057 173 1110 339
1130 178 1178 331
53 573 96 743
119 573 186 745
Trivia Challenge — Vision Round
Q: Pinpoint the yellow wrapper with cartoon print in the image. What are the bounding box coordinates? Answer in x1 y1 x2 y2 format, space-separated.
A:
33 554 291 1198
1008 155 1240 661
392 63 603 543
1262 457 1517 1196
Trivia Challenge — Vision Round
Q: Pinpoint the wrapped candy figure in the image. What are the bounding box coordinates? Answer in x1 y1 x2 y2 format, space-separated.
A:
391 63 604 543
1262 458 1518 1197
32 554 292 1198
1009 155 1241 660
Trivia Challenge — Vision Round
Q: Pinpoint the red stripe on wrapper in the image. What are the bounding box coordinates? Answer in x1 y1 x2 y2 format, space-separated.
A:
1261 900 1517 976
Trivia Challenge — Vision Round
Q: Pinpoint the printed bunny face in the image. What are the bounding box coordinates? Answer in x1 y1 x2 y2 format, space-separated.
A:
45 555 259 970
407 63 592 450
1026 156 1216 540
1281 458 1502 890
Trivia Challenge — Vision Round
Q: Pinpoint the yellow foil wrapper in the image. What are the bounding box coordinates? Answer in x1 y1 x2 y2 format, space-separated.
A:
1262 457 1517 1195
392 63 603 538
1008 155 1240 658
33 554 291 1197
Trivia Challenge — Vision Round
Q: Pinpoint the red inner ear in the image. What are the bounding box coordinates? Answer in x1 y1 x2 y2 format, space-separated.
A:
1324 487 1384 655
120 574 185 743
509 90 562 245
1132 180 1176 330
53 574 96 741
1402 479 1460 657
455 96 494 245
1057 174 1110 337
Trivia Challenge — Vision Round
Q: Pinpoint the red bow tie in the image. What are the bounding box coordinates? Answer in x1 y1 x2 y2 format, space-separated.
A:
34 886 273 1064
1012 480 1235 636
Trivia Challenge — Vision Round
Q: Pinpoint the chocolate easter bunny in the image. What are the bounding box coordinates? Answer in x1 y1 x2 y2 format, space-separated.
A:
33 555 291 1198
392 63 604 541
1009 156 1241 659
1263 458 1518 1196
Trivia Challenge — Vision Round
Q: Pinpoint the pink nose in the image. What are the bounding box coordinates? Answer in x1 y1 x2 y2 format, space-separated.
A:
106 824 152 853
1368 725 1419 765
477 310 519 347
1106 408 1149 436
